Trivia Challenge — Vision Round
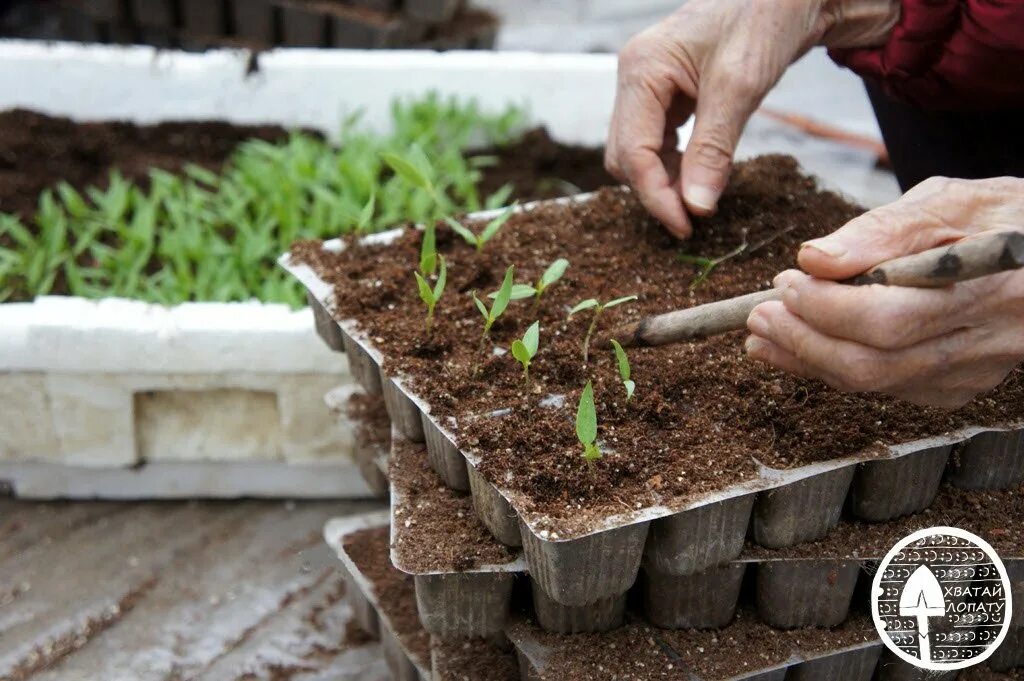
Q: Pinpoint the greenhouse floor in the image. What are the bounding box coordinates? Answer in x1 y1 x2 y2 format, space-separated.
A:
0 498 389 681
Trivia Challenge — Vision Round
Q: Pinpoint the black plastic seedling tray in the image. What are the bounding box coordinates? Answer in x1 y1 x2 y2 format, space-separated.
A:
280 196 1024 612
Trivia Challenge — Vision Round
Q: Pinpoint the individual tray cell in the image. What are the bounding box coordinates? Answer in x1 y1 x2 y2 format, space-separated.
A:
850 444 951 521
307 290 346 352
520 518 649 607
948 429 1024 489
530 577 626 633
415 571 514 640
643 562 746 630
755 559 861 629
644 494 755 576
421 412 469 491
383 377 426 441
467 461 522 546
431 637 520 681
752 466 855 548
341 328 384 396
786 643 882 681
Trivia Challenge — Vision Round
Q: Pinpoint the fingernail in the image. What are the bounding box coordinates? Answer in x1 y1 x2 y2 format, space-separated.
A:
747 310 770 336
773 270 801 289
801 239 846 259
683 184 718 213
745 335 766 356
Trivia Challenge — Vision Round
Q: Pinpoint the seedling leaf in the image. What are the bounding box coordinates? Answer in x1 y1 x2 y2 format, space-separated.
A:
522 320 540 356
540 258 569 288
381 152 431 192
488 283 536 301
420 224 437 275
604 295 638 309
569 298 598 316
445 216 478 247
472 292 489 321
511 340 531 364
414 271 433 307
357 191 375 231
606 339 630 382
490 265 515 320
480 203 516 244
576 381 597 447
433 256 447 301
624 380 636 401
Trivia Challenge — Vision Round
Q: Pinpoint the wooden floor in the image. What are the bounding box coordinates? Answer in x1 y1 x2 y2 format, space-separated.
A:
0 498 389 681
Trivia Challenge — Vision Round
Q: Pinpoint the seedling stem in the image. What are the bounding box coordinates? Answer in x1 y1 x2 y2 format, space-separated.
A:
569 295 637 363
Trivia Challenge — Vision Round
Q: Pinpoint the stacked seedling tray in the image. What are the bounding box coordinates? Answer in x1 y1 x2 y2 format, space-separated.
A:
54 0 498 50
291 157 1024 679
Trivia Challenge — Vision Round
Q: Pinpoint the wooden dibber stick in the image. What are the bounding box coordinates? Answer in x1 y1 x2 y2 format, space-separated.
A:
609 231 1024 349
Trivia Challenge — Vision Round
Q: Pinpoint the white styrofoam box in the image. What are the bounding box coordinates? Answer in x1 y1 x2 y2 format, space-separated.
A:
0 40 618 146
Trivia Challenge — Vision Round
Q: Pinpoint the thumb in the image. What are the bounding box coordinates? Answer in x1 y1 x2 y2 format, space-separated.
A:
798 200 968 280
681 74 761 216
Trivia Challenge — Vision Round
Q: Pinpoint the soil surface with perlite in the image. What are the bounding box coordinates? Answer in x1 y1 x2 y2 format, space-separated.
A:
294 155 1024 537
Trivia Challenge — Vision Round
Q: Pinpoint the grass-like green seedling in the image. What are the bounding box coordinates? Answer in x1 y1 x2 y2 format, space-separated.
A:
419 224 437 276
610 339 635 401
353 191 375 242
576 380 601 463
413 255 446 333
510 321 539 385
445 202 516 252
473 265 515 340
569 295 638 363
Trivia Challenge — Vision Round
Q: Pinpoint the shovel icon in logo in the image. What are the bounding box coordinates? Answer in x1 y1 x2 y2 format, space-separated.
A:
899 565 946 662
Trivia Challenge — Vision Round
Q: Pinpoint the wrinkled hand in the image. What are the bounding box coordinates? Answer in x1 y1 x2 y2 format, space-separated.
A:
746 177 1024 408
605 0 897 238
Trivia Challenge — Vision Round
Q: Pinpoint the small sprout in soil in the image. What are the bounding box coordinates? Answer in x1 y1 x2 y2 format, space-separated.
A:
576 380 601 463
569 295 638 363
486 258 569 308
473 265 515 340
610 339 635 401
510 321 540 385
414 255 446 333
445 202 517 252
382 146 445 275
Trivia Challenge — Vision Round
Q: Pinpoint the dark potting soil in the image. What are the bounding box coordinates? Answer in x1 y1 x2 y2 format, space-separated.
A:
744 482 1024 560
293 155 1024 537
432 638 520 681
342 526 431 665
521 610 876 681
0 109 293 219
345 392 391 451
391 437 518 572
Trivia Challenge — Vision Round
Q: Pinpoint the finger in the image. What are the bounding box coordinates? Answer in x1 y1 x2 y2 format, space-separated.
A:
747 301 900 393
681 70 763 216
744 334 818 380
617 81 692 238
774 269 977 350
798 182 973 281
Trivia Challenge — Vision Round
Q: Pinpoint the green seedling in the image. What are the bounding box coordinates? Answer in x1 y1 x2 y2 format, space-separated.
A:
510 321 540 385
486 257 569 311
576 380 601 463
420 224 437 276
473 265 515 340
610 339 635 401
569 295 638 363
445 202 516 252
353 191 375 241
413 256 446 333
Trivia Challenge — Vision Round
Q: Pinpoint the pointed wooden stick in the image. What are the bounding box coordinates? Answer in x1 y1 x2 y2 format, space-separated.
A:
608 231 1024 349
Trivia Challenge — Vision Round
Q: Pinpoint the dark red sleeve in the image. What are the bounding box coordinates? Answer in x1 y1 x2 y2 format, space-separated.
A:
829 0 1024 111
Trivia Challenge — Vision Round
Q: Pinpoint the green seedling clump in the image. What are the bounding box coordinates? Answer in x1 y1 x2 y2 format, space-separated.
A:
414 256 446 333
610 339 635 401
576 380 601 463
510 320 540 385
445 203 516 252
569 295 638 363
473 265 515 340
0 93 524 305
